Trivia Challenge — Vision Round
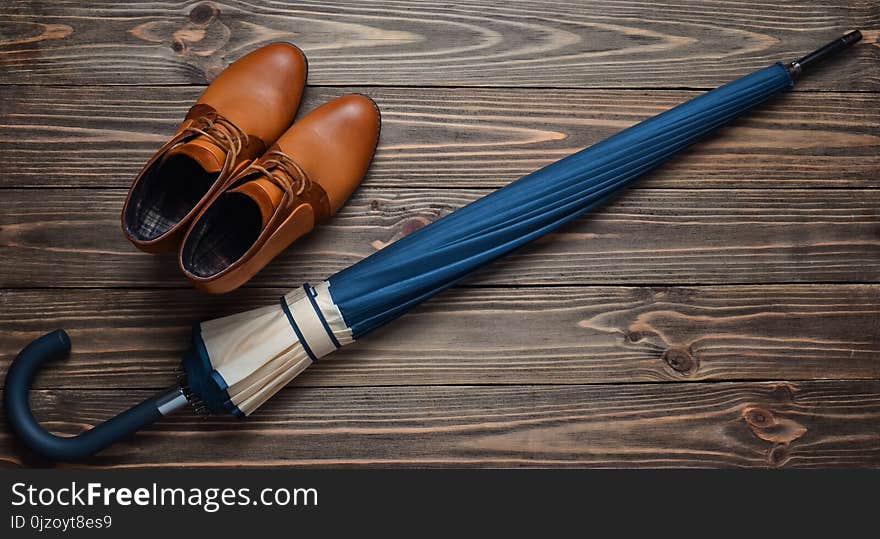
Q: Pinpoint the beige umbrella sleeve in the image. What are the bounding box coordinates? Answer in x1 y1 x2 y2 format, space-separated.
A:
198 281 353 415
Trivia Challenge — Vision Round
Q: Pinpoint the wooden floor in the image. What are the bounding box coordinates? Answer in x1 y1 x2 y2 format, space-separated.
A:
1 1 878 468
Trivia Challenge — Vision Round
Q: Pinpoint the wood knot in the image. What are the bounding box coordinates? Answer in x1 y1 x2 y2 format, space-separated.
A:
743 406 807 445
772 383 795 403
190 2 218 25
625 331 644 343
662 346 698 375
370 199 381 211
370 216 433 250
400 216 429 236
744 407 771 427
768 443 790 467
171 39 186 53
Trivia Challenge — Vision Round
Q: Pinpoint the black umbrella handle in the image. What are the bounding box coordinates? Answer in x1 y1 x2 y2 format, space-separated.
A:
3 330 188 461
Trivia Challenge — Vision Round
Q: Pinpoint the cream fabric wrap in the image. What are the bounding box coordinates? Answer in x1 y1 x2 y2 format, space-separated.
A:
198 281 353 415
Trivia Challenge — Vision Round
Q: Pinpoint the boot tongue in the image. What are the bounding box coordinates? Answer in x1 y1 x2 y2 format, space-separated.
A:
230 177 284 227
165 137 226 173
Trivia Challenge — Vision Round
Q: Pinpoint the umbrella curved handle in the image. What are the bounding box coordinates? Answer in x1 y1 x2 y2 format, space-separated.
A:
3 330 188 461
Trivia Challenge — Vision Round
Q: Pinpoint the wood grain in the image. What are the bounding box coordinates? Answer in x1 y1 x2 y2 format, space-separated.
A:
1 286 877 389
1 381 877 468
1 85 877 189
0 0 876 89
2 188 878 288
1 1 877 470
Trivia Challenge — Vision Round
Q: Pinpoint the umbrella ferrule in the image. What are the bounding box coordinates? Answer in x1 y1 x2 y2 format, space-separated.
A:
787 30 862 80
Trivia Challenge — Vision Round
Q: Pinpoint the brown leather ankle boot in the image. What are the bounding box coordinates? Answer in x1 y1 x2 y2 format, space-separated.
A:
122 43 308 253
179 94 381 294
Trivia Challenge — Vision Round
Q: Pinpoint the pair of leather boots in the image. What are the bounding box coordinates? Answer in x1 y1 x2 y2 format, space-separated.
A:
122 43 380 294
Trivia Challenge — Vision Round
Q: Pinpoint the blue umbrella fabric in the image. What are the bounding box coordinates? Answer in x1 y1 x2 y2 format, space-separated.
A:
329 63 792 338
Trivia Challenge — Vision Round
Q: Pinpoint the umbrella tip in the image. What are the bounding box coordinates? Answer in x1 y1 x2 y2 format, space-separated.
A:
787 30 863 79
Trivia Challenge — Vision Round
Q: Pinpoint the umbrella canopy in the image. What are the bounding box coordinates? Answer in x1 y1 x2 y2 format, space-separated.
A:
4 31 863 459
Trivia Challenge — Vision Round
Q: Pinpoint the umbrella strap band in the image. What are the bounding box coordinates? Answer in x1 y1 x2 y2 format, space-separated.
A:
279 293 340 362
279 297 316 361
304 284 342 349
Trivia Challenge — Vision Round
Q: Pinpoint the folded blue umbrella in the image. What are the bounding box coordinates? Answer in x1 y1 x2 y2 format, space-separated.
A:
4 31 862 460
331 61 792 337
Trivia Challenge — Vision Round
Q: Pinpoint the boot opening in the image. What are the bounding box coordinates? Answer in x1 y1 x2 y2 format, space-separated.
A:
123 154 219 241
181 192 263 277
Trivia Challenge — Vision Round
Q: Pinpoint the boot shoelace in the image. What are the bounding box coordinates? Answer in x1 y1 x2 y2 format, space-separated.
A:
181 112 247 166
247 149 312 199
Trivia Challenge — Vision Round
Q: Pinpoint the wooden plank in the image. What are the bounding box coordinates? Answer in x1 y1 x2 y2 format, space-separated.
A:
1 286 877 389
2 188 878 288
1 381 877 468
1 85 877 190
0 1 876 89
